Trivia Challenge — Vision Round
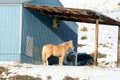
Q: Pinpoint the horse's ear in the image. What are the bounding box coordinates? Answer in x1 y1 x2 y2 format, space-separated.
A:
69 40 73 43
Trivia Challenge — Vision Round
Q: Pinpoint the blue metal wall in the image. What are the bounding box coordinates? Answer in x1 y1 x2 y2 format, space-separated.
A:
21 7 78 63
0 4 21 61
20 0 78 64
0 0 78 64
0 0 32 4
22 8 54 63
30 0 63 7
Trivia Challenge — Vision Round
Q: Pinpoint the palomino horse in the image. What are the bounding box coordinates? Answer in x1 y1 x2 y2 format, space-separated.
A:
41 40 74 65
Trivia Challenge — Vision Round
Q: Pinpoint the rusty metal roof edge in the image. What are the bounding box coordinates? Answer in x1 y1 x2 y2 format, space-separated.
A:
95 11 120 25
23 4 120 26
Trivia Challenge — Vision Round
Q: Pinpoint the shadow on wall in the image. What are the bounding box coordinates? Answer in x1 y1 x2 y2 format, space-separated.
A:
21 8 78 64
28 9 78 52
53 21 78 52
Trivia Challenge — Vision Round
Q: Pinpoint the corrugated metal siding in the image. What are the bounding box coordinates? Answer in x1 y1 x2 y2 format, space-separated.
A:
21 8 61 63
21 8 78 64
29 0 63 7
0 5 21 61
59 21 78 51
0 0 32 4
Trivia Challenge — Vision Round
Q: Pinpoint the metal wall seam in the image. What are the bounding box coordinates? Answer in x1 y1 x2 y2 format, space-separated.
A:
19 4 23 54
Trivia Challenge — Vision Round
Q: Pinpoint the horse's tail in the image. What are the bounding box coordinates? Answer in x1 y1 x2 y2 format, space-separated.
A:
42 46 46 65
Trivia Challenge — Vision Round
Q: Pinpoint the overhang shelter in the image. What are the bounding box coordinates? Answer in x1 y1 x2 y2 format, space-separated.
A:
24 4 120 66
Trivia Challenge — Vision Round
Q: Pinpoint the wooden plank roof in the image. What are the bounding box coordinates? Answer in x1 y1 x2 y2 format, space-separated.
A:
23 4 120 26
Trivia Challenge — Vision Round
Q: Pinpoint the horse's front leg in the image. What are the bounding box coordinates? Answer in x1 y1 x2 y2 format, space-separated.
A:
59 56 64 65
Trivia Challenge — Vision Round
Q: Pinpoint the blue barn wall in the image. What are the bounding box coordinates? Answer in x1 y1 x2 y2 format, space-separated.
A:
29 0 78 52
30 0 63 7
0 0 32 4
0 4 22 61
0 0 78 64
21 8 57 63
21 7 78 64
21 0 78 64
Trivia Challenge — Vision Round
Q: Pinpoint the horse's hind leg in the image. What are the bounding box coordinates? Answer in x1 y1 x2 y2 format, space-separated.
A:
43 57 48 65
45 58 48 65
45 54 51 65
42 54 47 65
42 56 46 65
42 53 48 65
43 60 46 65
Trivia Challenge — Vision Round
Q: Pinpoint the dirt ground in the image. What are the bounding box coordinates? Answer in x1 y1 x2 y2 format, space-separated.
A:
0 62 120 80
0 66 79 80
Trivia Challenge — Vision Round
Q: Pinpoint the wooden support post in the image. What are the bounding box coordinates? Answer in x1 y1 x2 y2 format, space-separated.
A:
94 19 99 66
117 26 120 67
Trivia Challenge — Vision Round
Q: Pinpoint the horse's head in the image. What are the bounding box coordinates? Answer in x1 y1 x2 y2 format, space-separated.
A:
66 52 74 61
66 40 74 50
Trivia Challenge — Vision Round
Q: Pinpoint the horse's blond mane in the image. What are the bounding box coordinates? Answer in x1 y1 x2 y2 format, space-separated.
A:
61 40 73 45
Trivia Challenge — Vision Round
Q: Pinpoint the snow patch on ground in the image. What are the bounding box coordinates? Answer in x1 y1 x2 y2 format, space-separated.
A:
0 62 120 80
